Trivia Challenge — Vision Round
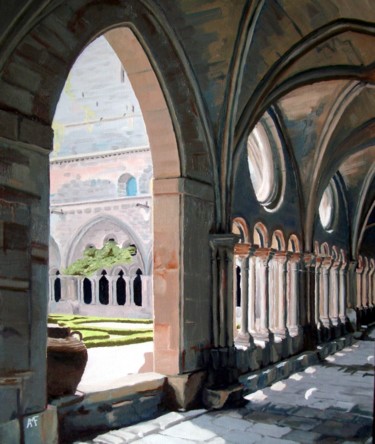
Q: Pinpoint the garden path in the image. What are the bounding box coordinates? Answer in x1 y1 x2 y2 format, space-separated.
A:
77 341 154 392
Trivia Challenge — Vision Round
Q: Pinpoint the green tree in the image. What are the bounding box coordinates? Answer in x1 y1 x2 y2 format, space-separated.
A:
64 241 136 276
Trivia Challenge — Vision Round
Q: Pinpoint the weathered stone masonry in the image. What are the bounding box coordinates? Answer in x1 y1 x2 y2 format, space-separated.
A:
0 1 374 442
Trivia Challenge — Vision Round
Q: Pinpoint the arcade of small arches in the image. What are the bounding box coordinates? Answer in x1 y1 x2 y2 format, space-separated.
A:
0 1 374 442
232 220 375 353
49 227 152 318
50 267 147 311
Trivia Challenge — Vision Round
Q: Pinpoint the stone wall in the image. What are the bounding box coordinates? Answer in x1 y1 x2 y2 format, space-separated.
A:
50 149 152 272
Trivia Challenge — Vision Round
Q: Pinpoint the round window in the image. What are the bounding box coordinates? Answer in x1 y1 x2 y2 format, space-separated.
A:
319 181 335 230
247 117 284 211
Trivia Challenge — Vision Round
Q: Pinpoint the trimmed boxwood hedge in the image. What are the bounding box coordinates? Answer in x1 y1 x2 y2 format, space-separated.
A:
85 331 153 348
48 314 153 348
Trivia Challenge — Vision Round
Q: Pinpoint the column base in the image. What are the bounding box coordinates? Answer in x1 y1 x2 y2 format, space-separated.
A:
164 370 207 410
287 325 303 338
286 325 303 354
252 330 271 347
330 317 343 338
272 328 288 343
320 316 332 329
234 332 254 349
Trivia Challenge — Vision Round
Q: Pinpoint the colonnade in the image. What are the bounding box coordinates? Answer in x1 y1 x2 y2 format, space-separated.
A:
234 244 303 349
48 270 153 314
231 225 375 353
353 255 375 325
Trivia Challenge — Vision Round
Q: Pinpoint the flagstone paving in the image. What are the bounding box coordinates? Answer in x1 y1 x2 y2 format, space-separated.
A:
75 330 374 443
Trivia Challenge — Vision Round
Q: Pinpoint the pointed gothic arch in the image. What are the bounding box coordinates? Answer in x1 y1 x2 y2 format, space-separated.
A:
0 4 217 377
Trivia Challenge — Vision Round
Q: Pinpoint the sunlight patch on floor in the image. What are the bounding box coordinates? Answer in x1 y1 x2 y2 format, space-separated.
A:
304 387 317 400
289 373 303 381
270 381 286 391
245 390 268 402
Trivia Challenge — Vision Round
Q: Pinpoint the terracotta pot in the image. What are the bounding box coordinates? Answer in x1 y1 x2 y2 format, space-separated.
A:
47 330 88 398
47 323 71 339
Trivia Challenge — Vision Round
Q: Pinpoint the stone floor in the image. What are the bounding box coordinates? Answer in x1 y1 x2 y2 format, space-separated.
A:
75 331 374 443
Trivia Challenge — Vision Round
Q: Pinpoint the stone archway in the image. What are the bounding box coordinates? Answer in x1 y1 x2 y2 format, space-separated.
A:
0 5 215 429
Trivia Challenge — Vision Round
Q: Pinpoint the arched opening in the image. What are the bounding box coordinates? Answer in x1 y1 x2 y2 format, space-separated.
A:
99 270 109 305
133 268 143 307
46 20 186 384
118 173 137 197
116 270 126 305
83 278 93 305
49 30 160 386
253 222 269 248
232 218 251 342
287 234 301 253
271 230 286 251
54 271 61 303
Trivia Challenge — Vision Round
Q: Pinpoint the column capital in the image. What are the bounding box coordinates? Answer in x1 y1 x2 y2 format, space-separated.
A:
321 256 333 270
289 252 303 264
369 259 375 276
209 233 239 251
303 252 315 267
315 256 324 268
273 250 290 264
234 242 258 257
254 247 274 263
339 258 349 272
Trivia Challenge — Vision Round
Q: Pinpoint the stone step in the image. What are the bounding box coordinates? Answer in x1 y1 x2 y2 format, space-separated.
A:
52 372 166 443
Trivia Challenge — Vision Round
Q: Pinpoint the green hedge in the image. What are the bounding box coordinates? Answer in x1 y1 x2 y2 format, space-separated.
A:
48 314 153 348
85 332 153 348
48 314 152 324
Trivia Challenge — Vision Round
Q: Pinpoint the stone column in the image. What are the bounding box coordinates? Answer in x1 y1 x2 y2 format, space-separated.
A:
153 177 214 374
129 276 135 306
234 243 255 348
253 248 273 343
339 257 349 324
140 275 152 313
267 250 277 336
298 253 316 348
272 252 289 340
369 259 375 308
348 260 358 309
124 276 131 306
248 248 257 336
361 257 369 308
108 275 115 305
356 258 364 309
209 234 239 348
329 258 341 327
320 257 333 329
314 257 323 332
48 275 54 302
76 276 83 304
303 254 316 328
0 111 53 420
287 253 302 337
91 277 97 305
